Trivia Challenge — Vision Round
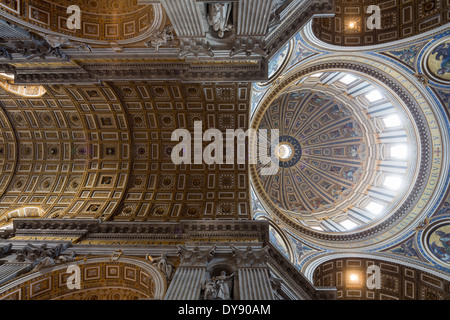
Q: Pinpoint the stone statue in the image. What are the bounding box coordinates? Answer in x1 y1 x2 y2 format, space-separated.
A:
111 249 123 261
55 251 76 263
213 271 234 300
31 256 55 272
0 47 12 60
43 34 70 48
202 271 234 300
42 33 92 53
30 248 75 273
76 42 92 52
202 278 217 300
145 25 175 51
207 3 233 38
147 252 174 280
16 243 70 262
0 243 12 258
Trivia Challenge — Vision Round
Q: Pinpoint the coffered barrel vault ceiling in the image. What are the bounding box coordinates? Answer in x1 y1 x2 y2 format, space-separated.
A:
312 0 450 46
0 81 251 222
313 257 450 300
0 0 161 43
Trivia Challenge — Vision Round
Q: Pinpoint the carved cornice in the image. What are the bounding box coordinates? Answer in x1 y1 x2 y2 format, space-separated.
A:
11 219 270 245
9 60 267 84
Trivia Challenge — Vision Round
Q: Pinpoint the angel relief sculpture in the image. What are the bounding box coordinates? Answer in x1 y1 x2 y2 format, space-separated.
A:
145 25 176 51
202 271 234 300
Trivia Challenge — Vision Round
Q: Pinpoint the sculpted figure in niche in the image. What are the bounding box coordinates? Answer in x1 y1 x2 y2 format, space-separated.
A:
202 271 234 300
202 278 217 300
214 271 234 300
207 3 233 38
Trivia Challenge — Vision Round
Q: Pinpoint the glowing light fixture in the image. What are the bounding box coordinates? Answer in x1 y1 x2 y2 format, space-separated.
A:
349 274 358 281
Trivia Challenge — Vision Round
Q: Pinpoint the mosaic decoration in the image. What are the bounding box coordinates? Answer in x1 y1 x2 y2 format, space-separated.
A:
289 236 314 265
428 224 450 264
385 42 426 70
268 42 290 79
269 225 289 258
256 90 366 214
289 33 316 67
434 89 450 111
385 235 425 262
427 40 450 82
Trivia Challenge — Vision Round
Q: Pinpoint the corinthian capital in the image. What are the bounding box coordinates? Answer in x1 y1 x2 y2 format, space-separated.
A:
230 245 269 267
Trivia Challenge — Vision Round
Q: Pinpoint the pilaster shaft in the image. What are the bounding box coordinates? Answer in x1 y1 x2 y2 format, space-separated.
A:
238 267 274 300
164 267 205 300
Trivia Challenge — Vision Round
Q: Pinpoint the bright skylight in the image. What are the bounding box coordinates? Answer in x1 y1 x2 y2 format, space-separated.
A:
365 90 383 102
340 74 357 85
389 145 408 159
311 226 323 231
340 219 357 230
383 175 403 190
310 73 323 78
365 201 384 215
383 114 401 128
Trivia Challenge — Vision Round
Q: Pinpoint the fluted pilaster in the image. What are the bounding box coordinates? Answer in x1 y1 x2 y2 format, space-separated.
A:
164 267 205 300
